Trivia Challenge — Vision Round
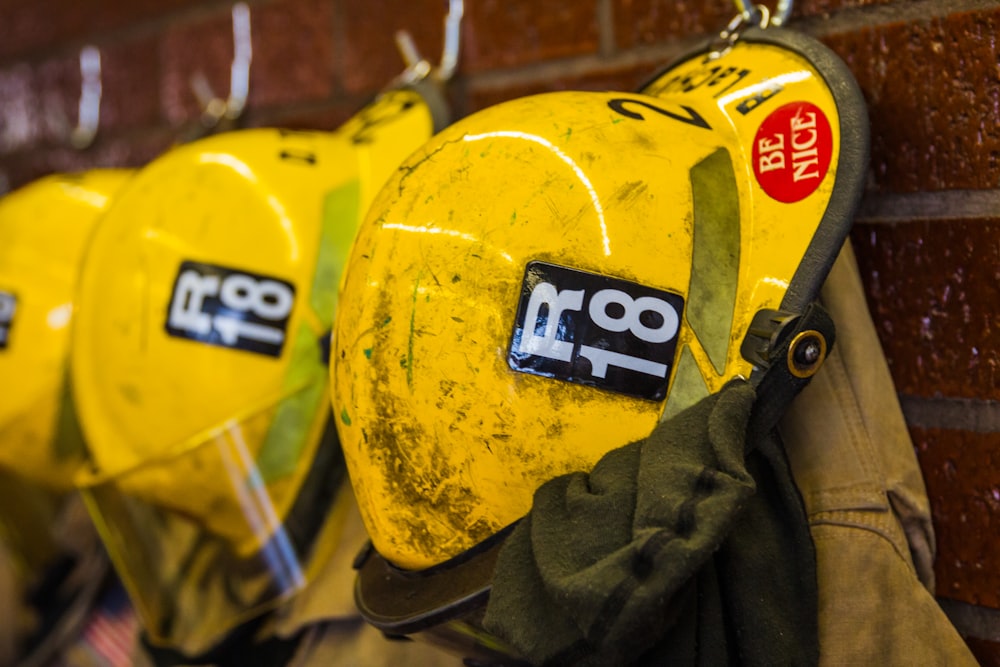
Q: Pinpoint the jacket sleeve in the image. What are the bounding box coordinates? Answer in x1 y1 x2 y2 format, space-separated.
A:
780 242 977 666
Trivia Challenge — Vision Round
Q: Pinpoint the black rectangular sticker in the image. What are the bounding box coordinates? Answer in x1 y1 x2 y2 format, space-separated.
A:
508 262 684 401
165 261 296 358
0 291 15 350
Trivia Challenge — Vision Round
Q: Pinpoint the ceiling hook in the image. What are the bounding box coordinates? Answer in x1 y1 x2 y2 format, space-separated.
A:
190 2 253 129
732 0 793 27
437 0 464 81
224 2 252 118
71 46 101 149
390 0 464 88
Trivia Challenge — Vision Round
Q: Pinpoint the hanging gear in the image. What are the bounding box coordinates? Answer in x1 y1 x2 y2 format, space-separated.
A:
779 244 979 666
331 7 868 663
0 170 132 667
70 81 448 660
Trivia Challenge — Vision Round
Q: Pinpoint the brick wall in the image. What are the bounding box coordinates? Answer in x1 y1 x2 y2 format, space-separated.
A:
2 0 998 661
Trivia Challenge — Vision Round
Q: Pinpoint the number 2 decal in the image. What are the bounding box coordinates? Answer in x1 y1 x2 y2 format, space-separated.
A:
608 98 712 130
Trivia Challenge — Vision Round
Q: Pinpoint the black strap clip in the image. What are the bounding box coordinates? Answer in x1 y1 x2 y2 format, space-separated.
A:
740 304 833 381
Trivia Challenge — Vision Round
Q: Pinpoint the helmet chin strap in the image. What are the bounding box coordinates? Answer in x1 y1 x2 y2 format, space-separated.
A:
742 301 836 445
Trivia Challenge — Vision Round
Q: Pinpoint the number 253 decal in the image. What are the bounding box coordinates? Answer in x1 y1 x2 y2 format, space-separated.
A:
165 261 295 357
508 262 684 401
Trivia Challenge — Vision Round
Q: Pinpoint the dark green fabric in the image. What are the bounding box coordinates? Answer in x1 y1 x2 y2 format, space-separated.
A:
481 380 818 666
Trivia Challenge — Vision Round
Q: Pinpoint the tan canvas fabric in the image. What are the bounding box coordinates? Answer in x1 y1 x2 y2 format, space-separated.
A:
285 620 465 667
274 493 464 667
781 243 976 665
0 542 18 667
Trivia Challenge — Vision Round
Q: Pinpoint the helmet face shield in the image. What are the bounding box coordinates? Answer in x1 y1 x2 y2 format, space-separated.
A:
332 28 868 576
81 406 350 650
71 88 438 655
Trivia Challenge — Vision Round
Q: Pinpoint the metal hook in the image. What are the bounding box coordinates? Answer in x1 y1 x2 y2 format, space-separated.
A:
391 0 464 87
190 2 252 129
437 0 464 81
708 0 789 60
71 46 101 149
225 3 252 118
732 0 792 27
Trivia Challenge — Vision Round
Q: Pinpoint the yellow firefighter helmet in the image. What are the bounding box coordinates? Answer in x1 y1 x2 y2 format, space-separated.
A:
331 27 868 577
70 85 444 655
0 170 131 490
0 169 130 666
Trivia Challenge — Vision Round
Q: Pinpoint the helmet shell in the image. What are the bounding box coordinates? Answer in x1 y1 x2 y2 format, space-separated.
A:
333 34 865 571
73 91 433 550
0 170 131 490
71 89 437 652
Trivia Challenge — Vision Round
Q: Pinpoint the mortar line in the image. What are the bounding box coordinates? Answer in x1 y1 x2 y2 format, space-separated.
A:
901 394 1000 434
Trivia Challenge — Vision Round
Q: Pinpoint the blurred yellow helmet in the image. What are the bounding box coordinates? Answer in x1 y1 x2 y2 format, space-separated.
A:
0 170 131 490
0 169 130 667
70 85 445 655
332 27 868 580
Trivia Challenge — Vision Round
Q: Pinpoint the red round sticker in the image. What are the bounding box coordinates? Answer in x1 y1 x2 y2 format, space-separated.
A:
752 101 833 203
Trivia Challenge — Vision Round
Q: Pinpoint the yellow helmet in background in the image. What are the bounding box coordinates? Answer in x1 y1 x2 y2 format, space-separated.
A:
0 169 130 667
332 25 868 582
0 170 131 490
71 85 445 656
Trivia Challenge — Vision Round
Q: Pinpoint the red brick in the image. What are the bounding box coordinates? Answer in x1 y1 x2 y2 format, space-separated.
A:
911 427 1000 609
1 150 95 192
613 0 733 50
611 0 899 50
0 0 92 62
8 129 172 185
0 154 42 194
248 0 336 108
851 221 1000 401
160 8 236 126
0 0 209 61
100 35 163 131
94 0 219 32
0 64 43 153
33 54 81 145
87 130 175 170
0 45 155 149
339 0 447 94
468 61 658 112
966 637 1000 667
822 10 1000 192
795 0 895 16
243 99 360 132
462 0 601 73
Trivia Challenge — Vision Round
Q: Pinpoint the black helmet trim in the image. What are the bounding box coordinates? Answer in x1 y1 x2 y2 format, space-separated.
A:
353 524 515 635
639 25 870 315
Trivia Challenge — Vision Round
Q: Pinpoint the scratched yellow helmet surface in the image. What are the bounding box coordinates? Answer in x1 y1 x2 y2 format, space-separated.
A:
0 170 131 490
332 28 868 574
71 87 441 655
